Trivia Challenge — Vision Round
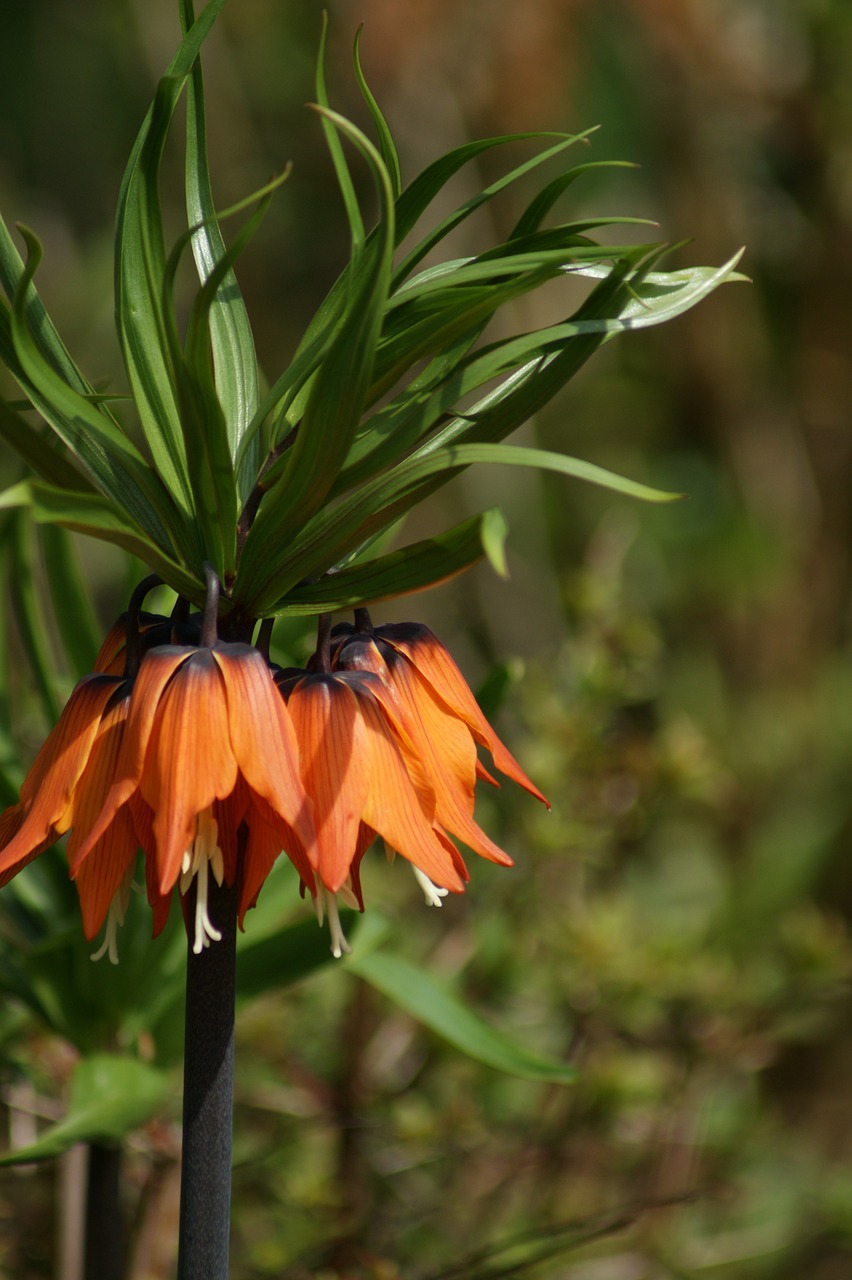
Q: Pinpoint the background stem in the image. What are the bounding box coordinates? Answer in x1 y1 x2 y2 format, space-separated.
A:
84 1143 123 1280
177 876 238 1280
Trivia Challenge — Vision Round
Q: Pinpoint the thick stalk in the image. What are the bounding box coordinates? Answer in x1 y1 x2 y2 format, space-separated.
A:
177 876 238 1280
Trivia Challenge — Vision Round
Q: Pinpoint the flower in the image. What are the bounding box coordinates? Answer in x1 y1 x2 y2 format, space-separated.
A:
75 642 316 955
276 666 467 954
331 623 548 875
337 620 548 800
0 671 133 932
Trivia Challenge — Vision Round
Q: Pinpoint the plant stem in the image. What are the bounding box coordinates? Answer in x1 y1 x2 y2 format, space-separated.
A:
177 876 238 1280
84 1143 123 1280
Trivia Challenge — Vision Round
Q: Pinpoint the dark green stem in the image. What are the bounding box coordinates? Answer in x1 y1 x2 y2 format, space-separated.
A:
84 1142 123 1280
177 877 238 1280
199 564 220 648
125 573 164 679
313 612 333 673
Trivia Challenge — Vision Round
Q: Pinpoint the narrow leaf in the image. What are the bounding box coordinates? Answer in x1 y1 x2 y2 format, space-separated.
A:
348 948 576 1083
316 14 364 251
277 509 505 615
0 481 204 602
353 26 402 198
114 0 228 532
236 109 395 590
8 510 61 723
39 524 102 677
0 396 95 492
182 0 260 499
11 228 181 553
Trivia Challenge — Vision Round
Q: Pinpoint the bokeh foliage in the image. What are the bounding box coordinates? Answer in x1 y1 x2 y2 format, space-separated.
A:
2 1 852 1278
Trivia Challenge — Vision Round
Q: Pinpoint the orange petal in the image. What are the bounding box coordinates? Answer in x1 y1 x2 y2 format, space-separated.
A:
213 783 250 885
238 800 316 928
0 804 55 887
379 623 549 806
339 640 513 866
214 644 315 859
355 689 465 893
0 676 123 878
72 809 139 940
285 675 370 892
72 648 196 867
127 796 175 937
142 650 239 894
66 690 133 873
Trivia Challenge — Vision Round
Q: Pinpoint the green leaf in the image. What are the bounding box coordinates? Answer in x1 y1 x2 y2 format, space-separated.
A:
114 0 228 545
393 131 590 269
353 26 402 199
7 510 61 723
240 438 677 615
0 214 94 393
11 228 181 554
182 0 260 503
0 481 204 602
348 948 576 1083
573 249 747 328
510 159 637 239
0 1055 171 1166
316 15 364 251
0 395 94 493
277 508 507 615
38 524 102 677
235 109 396 598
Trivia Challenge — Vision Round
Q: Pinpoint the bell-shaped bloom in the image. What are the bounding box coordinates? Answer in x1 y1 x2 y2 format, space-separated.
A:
0 671 132 905
331 622 548 876
390 621 545 800
277 668 467 951
75 643 316 954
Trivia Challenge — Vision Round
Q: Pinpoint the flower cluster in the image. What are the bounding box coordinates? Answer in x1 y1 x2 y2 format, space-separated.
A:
0 583 547 961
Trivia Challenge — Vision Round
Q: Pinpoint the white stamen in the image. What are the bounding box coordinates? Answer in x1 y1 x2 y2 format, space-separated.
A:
412 865 449 908
91 866 135 965
337 877 360 911
313 884 352 958
90 909 121 965
179 809 225 954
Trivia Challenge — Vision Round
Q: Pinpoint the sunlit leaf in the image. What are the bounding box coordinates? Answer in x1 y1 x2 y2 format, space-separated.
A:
348 948 576 1083
0 481 203 602
182 0 261 504
277 509 507 615
0 1055 171 1166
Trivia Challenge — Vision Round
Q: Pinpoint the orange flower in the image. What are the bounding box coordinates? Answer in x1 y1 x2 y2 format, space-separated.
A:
330 621 548 887
336 620 548 803
75 642 316 955
0 672 133 927
277 667 467 955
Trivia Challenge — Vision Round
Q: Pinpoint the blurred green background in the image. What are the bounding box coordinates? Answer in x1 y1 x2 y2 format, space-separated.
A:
3 1 852 1277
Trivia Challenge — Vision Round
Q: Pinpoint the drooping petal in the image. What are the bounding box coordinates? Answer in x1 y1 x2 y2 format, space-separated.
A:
338 637 514 866
355 688 465 893
377 622 549 806
0 804 55 888
66 690 133 873
72 808 139 941
141 650 239 894
214 644 315 859
94 612 174 676
238 799 316 927
284 675 371 892
73 647 194 867
0 675 123 877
